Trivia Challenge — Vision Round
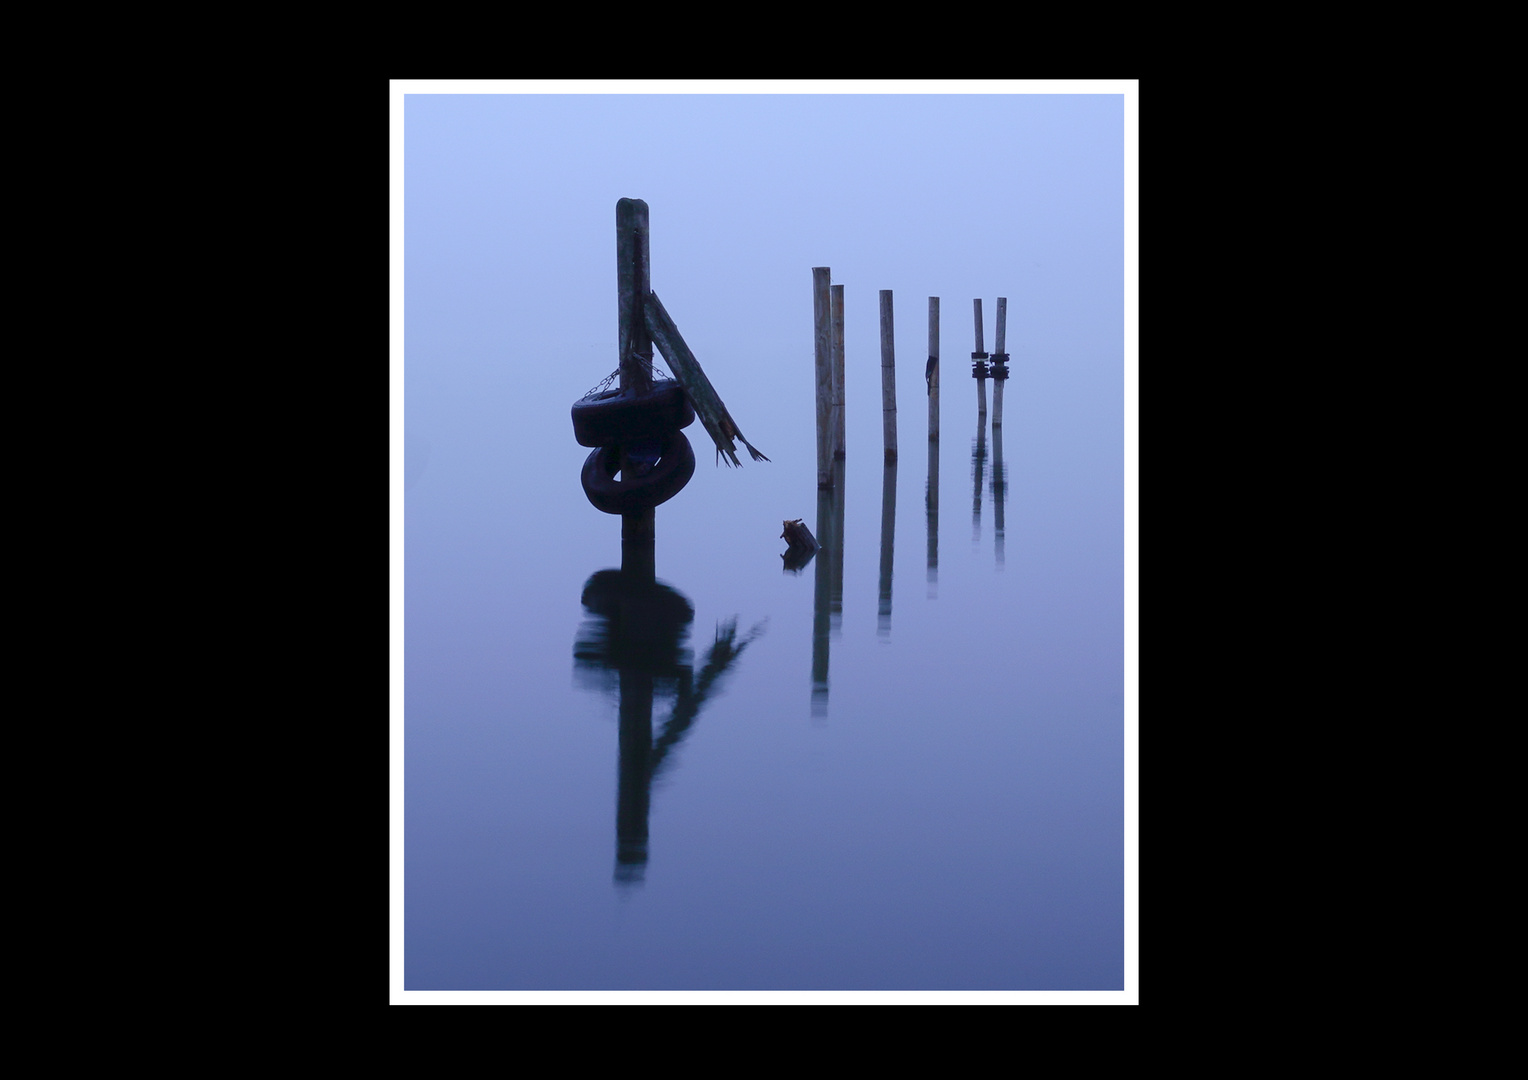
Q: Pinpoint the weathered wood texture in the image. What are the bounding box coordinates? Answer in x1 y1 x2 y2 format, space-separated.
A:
813 268 833 487
995 296 1007 355
616 199 653 539
880 289 897 462
616 199 652 394
972 297 985 357
645 291 767 467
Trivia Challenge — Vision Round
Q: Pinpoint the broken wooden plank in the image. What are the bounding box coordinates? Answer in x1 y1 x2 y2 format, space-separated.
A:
644 290 769 467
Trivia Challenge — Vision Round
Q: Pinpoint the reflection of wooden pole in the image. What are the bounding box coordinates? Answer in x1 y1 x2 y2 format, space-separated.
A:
813 268 833 488
991 421 1005 571
617 199 655 548
831 284 845 460
616 669 654 883
926 426 939 594
972 406 986 542
928 297 940 442
880 290 897 463
812 482 832 717
878 459 897 637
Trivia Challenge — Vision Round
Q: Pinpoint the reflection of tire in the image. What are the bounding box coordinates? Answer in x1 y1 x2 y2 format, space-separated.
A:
581 429 696 515
572 380 695 448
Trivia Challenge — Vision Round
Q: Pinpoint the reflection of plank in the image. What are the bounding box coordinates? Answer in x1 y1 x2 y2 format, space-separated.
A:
644 290 768 468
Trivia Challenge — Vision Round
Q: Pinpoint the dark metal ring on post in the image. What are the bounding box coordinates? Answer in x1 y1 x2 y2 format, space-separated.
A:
971 351 989 360
972 361 990 378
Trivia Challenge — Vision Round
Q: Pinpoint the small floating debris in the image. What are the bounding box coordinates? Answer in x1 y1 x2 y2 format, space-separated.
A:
781 518 820 572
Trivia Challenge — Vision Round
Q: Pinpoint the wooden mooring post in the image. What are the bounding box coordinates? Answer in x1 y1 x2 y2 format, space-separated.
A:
991 297 1009 429
813 268 833 488
880 290 897 463
972 298 989 420
617 198 655 578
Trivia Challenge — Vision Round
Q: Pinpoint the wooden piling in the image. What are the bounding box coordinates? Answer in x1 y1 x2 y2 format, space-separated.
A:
831 284 845 461
813 268 833 488
973 298 987 419
880 290 897 463
617 199 655 558
992 297 1007 429
927 297 940 442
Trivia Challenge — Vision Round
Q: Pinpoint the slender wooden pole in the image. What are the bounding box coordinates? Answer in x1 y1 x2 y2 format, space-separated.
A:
813 268 833 488
927 297 940 442
992 296 1007 428
972 406 986 542
831 284 845 460
880 290 897 463
973 298 987 419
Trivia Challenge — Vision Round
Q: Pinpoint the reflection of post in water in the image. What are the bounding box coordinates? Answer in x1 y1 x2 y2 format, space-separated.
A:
812 480 834 718
573 554 763 889
926 427 939 596
878 459 897 638
991 421 1006 569
972 406 987 543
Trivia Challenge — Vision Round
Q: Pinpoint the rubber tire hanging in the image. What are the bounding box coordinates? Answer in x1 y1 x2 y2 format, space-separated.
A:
580 428 696 515
571 379 695 448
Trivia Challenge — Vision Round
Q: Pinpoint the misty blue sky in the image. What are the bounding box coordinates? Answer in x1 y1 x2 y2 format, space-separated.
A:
398 88 1130 474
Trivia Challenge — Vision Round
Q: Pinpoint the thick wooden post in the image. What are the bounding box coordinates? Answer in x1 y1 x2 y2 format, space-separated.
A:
813 268 833 488
880 289 897 463
831 284 845 460
617 199 654 565
927 297 940 442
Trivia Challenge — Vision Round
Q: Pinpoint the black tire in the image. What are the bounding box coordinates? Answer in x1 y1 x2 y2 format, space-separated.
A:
571 380 695 448
580 429 696 515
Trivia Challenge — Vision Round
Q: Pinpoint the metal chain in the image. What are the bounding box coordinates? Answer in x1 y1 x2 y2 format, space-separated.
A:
580 354 674 400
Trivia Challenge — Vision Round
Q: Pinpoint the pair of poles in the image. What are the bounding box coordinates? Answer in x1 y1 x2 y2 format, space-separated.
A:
813 269 906 489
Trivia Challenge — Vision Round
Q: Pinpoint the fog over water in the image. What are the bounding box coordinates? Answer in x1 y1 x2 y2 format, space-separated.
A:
396 85 1133 1001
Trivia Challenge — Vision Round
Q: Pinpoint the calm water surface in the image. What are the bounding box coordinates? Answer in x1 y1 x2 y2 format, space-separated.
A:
405 328 1123 990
